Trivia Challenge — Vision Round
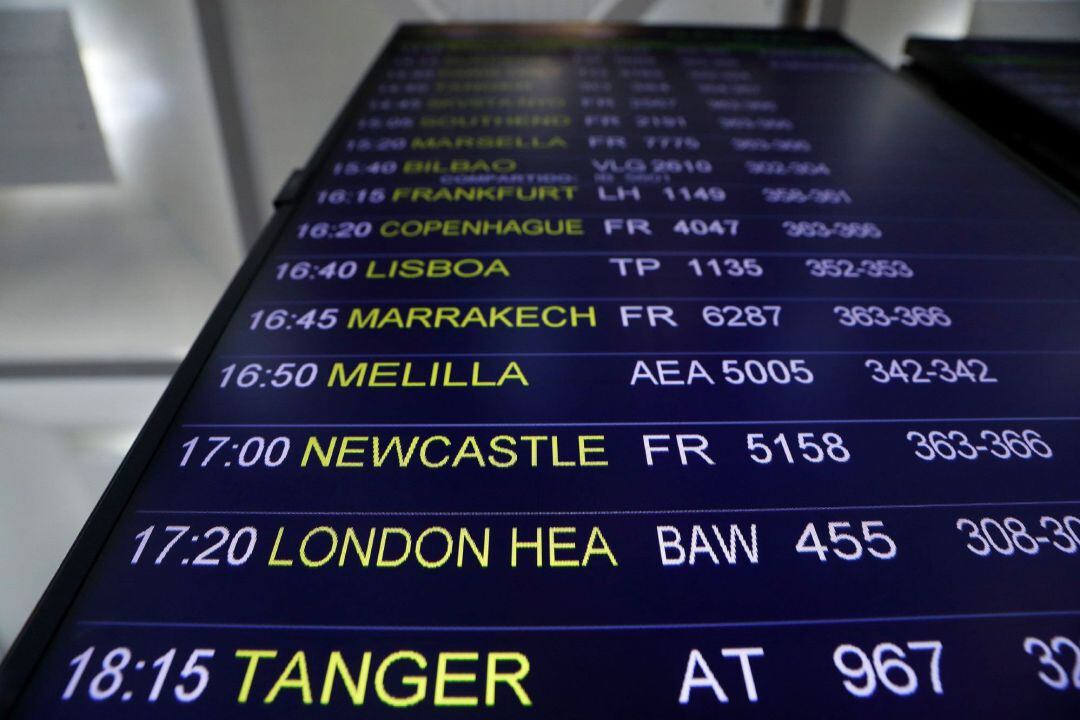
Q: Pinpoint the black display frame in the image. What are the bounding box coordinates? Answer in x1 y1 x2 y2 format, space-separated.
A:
905 36 1080 196
2 22 1079 715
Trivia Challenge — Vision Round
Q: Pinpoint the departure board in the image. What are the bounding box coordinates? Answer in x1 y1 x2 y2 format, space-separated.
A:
4 23 1080 718
906 37 1080 194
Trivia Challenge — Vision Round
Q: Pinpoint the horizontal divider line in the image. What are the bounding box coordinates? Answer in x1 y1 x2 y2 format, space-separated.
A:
217 349 1080 358
135 498 1080 517
273 250 1080 261
285 208 1080 225
181 416 1080 428
77 609 1080 634
356 179 1054 193
251 295 1080 304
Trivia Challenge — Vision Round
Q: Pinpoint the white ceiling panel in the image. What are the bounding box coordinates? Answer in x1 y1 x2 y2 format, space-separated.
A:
0 9 112 185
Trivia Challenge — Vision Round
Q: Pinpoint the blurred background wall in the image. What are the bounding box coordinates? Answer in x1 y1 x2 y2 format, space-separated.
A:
1 0 1078 658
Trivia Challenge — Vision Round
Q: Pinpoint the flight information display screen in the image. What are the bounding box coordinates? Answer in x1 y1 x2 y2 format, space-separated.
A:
4 24 1080 718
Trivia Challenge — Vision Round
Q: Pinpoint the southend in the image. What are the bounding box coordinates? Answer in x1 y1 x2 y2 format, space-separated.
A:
300 433 608 469
390 186 577 202
378 218 583 238
345 305 597 329
418 114 572 128
410 135 567 150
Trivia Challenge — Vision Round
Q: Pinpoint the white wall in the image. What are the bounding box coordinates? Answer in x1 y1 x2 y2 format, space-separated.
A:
219 1 424 219
970 0 1080 39
0 377 166 655
643 0 785 25
841 0 974 65
0 0 243 362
